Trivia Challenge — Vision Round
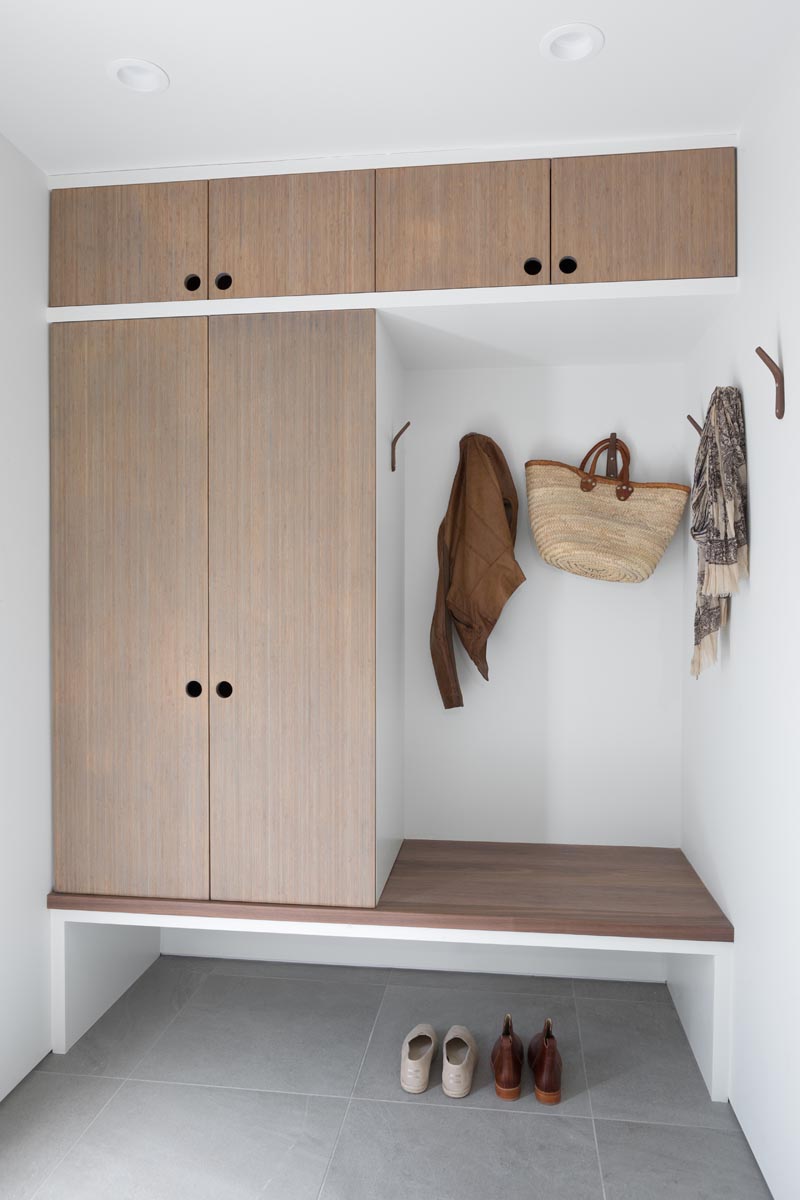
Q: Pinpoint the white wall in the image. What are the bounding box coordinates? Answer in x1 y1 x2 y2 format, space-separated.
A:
402 362 687 845
375 317 405 895
681 68 800 1200
0 131 51 1098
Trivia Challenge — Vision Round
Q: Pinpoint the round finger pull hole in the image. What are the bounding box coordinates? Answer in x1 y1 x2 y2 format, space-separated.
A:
215 272 233 291
184 273 202 292
185 680 203 697
558 255 578 275
523 257 543 276
216 680 233 698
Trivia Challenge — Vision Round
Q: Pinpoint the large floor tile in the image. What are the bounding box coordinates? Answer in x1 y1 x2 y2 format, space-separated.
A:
37 1080 346 1200
573 979 672 1005
577 998 736 1130
211 958 391 986
320 1099 603 1200
0 1071 120 1200
354 984 589 1116
596 1119 773 1199
132 973 386 1095
388 968 573 996
39 958 209 1078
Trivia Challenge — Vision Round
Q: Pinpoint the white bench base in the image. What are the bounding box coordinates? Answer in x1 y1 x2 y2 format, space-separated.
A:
50 908 733 1101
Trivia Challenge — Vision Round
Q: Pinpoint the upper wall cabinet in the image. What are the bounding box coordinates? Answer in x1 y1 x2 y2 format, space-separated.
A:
376 160 551 291
208 170 375 298
551 148 736 284
50 182 209 306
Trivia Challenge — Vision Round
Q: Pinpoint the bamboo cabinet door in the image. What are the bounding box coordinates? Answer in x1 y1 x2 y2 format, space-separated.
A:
208 311 376 907
51 319 210 898
50 182 209 305
376 159 551 290
551 148 737 284
208 171 375 299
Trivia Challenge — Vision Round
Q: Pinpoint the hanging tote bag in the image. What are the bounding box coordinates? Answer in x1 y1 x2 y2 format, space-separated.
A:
525 434 689 583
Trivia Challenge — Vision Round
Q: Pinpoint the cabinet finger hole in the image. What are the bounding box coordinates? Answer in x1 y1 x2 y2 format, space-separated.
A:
558 256 578 275
215 272 233 291
523 257 543 276
185 680 203 697
183 273 202 292
216 680 233 698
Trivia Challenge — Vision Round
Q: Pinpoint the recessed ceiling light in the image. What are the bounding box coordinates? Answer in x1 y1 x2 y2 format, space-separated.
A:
108 58 170 93
540 24 605 63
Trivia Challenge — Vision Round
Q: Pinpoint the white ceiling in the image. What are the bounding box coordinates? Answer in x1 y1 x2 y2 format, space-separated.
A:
0 0 794 177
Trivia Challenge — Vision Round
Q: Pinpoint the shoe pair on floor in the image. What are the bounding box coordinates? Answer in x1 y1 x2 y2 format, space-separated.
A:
491 1013 562 1104
399 1014 562 1103
400 1024 478 1098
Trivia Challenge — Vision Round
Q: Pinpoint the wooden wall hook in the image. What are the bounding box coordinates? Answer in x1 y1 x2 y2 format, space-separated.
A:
755 347 785 419
391 421 411 471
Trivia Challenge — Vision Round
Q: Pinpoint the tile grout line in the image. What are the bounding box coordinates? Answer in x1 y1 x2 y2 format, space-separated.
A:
573 991 608 1200
314 980 390 1200
33 1069 128 1081
27 1077 128 1200
314 1099 351 1200
123 964 217 1083
26 1068 741 1134
28 962 215 1196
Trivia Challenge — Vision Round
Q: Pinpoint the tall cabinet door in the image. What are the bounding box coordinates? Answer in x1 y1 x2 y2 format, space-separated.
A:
209 311 376 907
51 319 210 898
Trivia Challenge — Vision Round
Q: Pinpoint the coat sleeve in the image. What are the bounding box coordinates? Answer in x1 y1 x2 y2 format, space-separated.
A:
430 519 464 710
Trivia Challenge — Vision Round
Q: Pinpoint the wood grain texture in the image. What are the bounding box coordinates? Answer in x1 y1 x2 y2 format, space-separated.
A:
551 148 737 284
50 182 209 306
376 159 551 291
208 311 376 906
208 171 375 298
48 840 733 942
51 319 210 898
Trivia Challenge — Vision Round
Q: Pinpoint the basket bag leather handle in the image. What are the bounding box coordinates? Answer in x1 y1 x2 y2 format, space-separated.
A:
579 434 634 501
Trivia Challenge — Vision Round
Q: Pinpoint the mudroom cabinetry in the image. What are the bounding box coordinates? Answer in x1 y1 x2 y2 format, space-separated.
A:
208 170 376 298
48 148 737 307
550 147 737 283
49 182 209 305
207 311 377 906
50 310 381 906
50 318 210 897
375 158 552 290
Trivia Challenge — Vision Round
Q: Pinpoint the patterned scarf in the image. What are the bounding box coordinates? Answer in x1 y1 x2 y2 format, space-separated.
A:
690 386 749 677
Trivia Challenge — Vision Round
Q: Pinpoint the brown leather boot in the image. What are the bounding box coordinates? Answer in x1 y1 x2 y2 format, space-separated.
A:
527 1017 562 1105
490 1013 523 1100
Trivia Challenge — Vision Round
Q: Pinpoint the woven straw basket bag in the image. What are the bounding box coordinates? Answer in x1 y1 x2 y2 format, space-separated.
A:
525 435 689 583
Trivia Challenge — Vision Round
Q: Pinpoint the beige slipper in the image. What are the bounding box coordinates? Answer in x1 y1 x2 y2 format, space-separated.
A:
442 1025 478 1098
400 1024 438 1094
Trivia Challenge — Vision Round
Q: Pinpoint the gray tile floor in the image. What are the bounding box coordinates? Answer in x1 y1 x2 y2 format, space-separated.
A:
0 956 772 1199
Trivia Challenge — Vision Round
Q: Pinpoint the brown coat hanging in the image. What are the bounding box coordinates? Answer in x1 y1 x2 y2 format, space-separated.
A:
430 433 526 709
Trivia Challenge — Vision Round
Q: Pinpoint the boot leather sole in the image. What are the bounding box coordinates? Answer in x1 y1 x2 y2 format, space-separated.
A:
494 1082 521 1101
535 1087 562 1104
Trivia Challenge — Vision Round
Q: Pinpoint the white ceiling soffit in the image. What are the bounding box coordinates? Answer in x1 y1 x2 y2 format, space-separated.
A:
380 286 738 369
0 0 795 176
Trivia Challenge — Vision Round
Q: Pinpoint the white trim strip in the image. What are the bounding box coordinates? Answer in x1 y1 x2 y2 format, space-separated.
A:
47 276 740 324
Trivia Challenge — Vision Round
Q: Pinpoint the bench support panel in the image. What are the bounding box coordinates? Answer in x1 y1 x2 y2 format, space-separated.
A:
49 909 733 1101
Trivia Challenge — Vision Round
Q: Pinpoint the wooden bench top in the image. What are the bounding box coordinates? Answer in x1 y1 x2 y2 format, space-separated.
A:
48 839 733 943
